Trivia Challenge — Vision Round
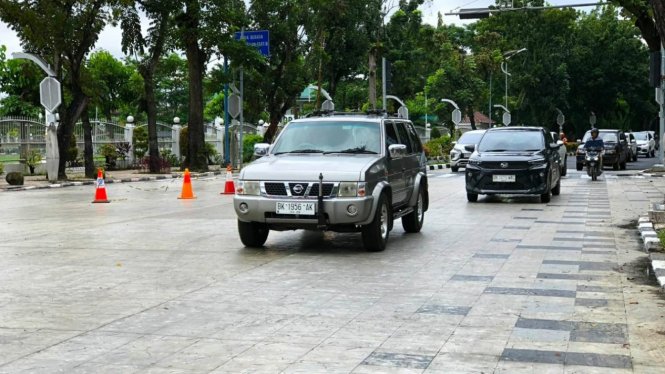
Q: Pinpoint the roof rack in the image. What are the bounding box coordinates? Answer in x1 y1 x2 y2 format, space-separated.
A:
303 109 406 119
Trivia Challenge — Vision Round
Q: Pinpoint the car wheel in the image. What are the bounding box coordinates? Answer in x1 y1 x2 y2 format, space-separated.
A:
652 150 656 157
576 163 583 171
540 190 551 203
402 187 424 233
551 179 561 196
613 162 619 171
467 192 478 202
620 159 627 170
238 220 269 247
451 166 459 172
561 157 567 176
632 153 638 162
362 193 390 252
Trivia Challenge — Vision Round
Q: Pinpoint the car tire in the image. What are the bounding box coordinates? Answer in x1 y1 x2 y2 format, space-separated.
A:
451 166 459 172
576 163 583 171
238 220 269 247
632 153 638 162
551 179 561 196
402 187 424 233
613 162 619 171
652 150 656 157
561 157 567 176
362 193 390 252
467 192 478 202
620 159 627 170
540 190 551 203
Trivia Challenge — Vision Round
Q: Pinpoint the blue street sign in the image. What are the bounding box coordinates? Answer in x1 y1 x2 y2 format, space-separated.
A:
235 30 270 57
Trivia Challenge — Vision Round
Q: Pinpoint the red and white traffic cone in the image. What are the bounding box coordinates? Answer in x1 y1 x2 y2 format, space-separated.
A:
92 169 110 203
221 166 235 195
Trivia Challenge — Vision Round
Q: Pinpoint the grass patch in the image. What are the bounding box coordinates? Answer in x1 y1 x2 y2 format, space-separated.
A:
657 229 665 253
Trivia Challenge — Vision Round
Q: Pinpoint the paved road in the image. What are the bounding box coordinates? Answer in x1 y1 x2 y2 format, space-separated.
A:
566 152 660 173
1 171 665 373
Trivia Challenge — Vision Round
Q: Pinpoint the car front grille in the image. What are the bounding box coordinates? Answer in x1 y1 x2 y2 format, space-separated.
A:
263 182 335 197
481 161 530 170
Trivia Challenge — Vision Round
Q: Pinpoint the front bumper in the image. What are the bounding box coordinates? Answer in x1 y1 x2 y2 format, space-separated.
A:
465 165 549 195
234 195 375 226
637 146 651 155
451 152 472 168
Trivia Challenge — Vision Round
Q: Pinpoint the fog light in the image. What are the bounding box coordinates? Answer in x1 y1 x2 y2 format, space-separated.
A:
347 204 357 215
540 172 545 177
239 202 249 213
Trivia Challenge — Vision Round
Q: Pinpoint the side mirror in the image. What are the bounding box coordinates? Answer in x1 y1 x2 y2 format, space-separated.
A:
388 144 407 158
577 139 582 143
557 140 564 146
631 139 636 144
550 143 560 149
254 143 270 157
464 144 476 153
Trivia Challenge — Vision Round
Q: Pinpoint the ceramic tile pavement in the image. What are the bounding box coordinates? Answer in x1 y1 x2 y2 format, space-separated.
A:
0 172 664 373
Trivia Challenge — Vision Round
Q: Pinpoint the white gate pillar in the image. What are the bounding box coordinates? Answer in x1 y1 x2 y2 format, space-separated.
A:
215 125 224 158
124 123 135 161
172 124 182 160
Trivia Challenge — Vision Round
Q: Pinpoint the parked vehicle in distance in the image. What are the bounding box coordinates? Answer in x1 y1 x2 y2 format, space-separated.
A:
465 127 562 203
634 131 656 158
551 132 567 176
450 130 485 172
626 133 638 162
575 129 629 170
234 112 429 252
648 130 659 151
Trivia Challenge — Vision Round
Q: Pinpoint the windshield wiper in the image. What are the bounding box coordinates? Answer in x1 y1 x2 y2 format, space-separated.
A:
483 149 507 152
324 147 378 154
274 149 324 155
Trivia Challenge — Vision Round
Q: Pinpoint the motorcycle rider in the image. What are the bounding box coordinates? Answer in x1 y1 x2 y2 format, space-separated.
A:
584 128 604 169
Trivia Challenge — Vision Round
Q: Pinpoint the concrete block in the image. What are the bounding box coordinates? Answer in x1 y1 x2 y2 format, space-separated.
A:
649 209 665 224
638 222 654 232
641 230 658 240
644 237 662 252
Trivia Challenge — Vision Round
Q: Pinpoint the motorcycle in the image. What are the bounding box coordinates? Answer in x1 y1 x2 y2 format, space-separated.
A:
585 147 602 181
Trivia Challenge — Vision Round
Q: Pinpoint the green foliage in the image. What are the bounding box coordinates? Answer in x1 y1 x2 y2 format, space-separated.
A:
67 134 79 164
566 142 580 153
132 127 149 159
243 134 264 163
22 149 42 168
425 136 453 158
161 149 180 167
430 127 441 139
0 46 44 117
0 162 3 175
100 144 117 159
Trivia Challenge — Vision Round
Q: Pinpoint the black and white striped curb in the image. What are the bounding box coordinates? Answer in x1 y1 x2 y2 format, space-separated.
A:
428 164 451 171
637 216 665 289
0 170 235 193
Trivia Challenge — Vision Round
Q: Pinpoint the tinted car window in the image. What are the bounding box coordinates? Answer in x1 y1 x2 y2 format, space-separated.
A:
458 132 484 144
633 133 648 140
385 121 399 152
551 133 560 142
405 123 423 153
545 131 554 145
582 132 618 143
620 132 626 141
272 121 381 154
395 122 413 153
477 131 544 152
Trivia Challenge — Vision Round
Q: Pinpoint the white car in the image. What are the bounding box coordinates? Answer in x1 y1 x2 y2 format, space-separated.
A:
450 130 486 172
551 132 567 176
633 132 656 158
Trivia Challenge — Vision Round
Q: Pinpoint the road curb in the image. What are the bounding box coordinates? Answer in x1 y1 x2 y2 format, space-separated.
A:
636 214 665 289
0 170 235 193
428 164 451 170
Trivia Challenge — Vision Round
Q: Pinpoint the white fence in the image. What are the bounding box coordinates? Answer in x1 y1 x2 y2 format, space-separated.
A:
0 117 261 164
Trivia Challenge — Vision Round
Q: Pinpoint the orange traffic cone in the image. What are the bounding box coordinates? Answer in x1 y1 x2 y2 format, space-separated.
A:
221 166 235 195
92 169 110 203
178 168 197 199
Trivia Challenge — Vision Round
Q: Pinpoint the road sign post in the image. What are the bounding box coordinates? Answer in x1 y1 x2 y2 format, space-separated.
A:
452 109 462 125
503 112 512 126
590 112 596 127
228 94 241 119
557 113 565 134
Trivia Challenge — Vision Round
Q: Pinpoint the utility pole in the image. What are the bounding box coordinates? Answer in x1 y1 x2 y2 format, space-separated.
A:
660 43 664 165
369 51 377 110
224 57 230 164
489 71 492 127
382 57 387 111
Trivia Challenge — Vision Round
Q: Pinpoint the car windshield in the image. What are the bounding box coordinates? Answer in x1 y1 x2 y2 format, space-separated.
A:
633 133 648 140
458 132 484 144
582 132 618 142
271 121 381 154
477 130 544 152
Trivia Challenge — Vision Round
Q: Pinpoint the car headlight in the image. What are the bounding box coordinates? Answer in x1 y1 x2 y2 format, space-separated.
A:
339 182 360 197
529 158 547 166
468 159 482 166
236 181 260 195
451 151 461 160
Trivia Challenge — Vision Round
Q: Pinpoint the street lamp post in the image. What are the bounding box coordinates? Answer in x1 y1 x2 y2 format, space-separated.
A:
501 48 527 110
494 104 511 126
441 99 461 139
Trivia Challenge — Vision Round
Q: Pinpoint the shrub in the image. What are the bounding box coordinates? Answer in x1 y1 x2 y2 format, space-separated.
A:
430 126 441 139
0 162 4 175
115 142 132 162
566 142 579 153
67 134 78 164
139 155 171 173
243 134 264 163
161 149 180 167
100 143 117 159
425 136 453 158
133 126 149 159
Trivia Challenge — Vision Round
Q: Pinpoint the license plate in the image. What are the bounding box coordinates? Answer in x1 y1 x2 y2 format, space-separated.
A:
493 175 515 182
276 202 316 215
463 153 471 158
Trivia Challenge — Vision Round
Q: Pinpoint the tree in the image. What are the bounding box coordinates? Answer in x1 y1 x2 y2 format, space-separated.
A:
87 50 132 122
0 0 115 180
172 0 245 171
121 0 177 172
0 46 43 117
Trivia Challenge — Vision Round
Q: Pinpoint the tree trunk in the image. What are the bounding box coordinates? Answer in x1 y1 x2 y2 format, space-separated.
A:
82 109 95 178
648 0 665 50
467 107 477 131
182 33 208 171
368 51 377 110
144 72 160 172
56 91 89 180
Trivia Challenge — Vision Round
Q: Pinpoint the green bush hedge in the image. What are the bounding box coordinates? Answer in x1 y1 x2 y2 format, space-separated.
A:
566 142 579 153
425 136 453 158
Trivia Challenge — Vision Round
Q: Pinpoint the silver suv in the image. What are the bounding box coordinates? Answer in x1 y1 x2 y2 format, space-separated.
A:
234 112 429 252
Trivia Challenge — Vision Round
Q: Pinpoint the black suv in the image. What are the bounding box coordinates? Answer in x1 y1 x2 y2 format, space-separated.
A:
465 127 562 203
575 129 629 171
